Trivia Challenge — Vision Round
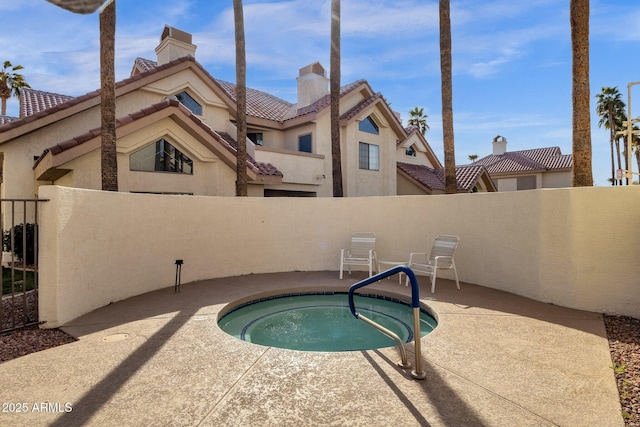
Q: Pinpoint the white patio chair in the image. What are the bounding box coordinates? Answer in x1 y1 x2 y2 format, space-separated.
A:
339 232 377 279
406 235 460 293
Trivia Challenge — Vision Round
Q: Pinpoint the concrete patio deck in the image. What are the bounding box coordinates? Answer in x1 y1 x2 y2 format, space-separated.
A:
0 271 623 426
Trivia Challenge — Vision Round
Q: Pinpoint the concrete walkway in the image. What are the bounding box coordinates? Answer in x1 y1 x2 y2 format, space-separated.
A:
0 271 623 426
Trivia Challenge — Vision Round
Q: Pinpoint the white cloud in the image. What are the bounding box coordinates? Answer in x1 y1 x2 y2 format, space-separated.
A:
592 7 640 42
467 58 511 79
453 111 562 134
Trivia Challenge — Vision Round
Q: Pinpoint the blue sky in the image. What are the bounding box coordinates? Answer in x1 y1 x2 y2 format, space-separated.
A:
1 0 639 186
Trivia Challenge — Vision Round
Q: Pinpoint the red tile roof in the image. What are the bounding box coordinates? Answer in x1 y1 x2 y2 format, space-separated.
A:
132 57 157 73
217 77 368 122
473 147 572 175
0 115 18 126
397 162 493 193
216 79 296 122
20 88 73 118
341 92 384 121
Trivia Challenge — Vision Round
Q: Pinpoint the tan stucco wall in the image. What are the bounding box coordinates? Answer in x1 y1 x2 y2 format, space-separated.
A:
542 170 572 188
495 171 571 192
496 177 518 191
396 173 428 195
37 185 640 327
255 148 325 188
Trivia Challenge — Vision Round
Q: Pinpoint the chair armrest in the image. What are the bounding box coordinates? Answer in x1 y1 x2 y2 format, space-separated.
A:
408 252 428 265
433 255 453 267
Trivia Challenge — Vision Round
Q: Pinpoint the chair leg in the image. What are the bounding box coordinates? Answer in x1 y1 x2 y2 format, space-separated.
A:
339 258 344 279
431 272 437 294
452 260 460 290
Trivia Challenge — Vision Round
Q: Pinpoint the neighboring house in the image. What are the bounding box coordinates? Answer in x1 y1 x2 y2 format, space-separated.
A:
396 126 496 194
0 25 491 203
470 135 572 191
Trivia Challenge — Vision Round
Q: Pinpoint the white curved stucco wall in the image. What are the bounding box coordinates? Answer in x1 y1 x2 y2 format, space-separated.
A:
37 185 640 327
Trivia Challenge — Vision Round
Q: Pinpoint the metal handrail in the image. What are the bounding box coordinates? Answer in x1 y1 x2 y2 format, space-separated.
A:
348 265 427 380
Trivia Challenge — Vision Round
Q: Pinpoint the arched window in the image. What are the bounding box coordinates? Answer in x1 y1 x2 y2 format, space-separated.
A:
130 139 193 174
358 116 379 135
175 91 202 115
405 145 416 157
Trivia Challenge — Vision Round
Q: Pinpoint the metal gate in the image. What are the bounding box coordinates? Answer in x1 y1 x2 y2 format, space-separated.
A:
1 199 48 333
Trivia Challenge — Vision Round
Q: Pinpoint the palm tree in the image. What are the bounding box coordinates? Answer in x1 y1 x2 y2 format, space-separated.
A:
99 0 118 191
596 87 626 185
439 0 456 194
468 154 478 162
330 0 343 197
570 0 593 187
234 0 248 196
0 61 30 116
408 107 429 135
47 0 117 191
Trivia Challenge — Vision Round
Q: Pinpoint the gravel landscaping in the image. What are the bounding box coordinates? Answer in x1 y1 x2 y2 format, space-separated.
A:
1 294 638 425
605 315 640 426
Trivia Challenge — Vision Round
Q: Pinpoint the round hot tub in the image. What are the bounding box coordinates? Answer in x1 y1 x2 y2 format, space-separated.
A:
217 292 437 352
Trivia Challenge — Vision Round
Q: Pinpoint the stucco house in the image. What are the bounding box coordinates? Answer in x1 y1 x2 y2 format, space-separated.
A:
470 135 572 191
0 25 493 201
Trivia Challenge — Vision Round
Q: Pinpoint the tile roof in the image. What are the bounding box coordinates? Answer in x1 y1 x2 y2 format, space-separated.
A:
217 77 368 122
37 97 282 178
132 57 157 73
473 147 572 175
0 115 18 126
397 162 444 191
216 79 296 122
340 92 384 121
20 88 74 118
397 162 492 193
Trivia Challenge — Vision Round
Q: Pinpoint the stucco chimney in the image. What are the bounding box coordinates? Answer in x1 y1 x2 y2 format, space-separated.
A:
296 62 329 108
492 135 507 155
155 26 197 66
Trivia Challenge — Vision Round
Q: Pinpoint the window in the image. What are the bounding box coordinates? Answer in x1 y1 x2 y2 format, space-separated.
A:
359 116 379 135
517 176 536 190
175 91 202 115
130 139 193 174
299 134 312 153
248 132 263 146
359 142 379 170
405 145 416 157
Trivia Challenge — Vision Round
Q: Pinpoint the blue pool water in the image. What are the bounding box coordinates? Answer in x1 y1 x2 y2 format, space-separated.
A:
218 293 437 352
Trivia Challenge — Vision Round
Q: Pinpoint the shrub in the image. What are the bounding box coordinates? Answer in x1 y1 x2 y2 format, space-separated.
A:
2 223 37 266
